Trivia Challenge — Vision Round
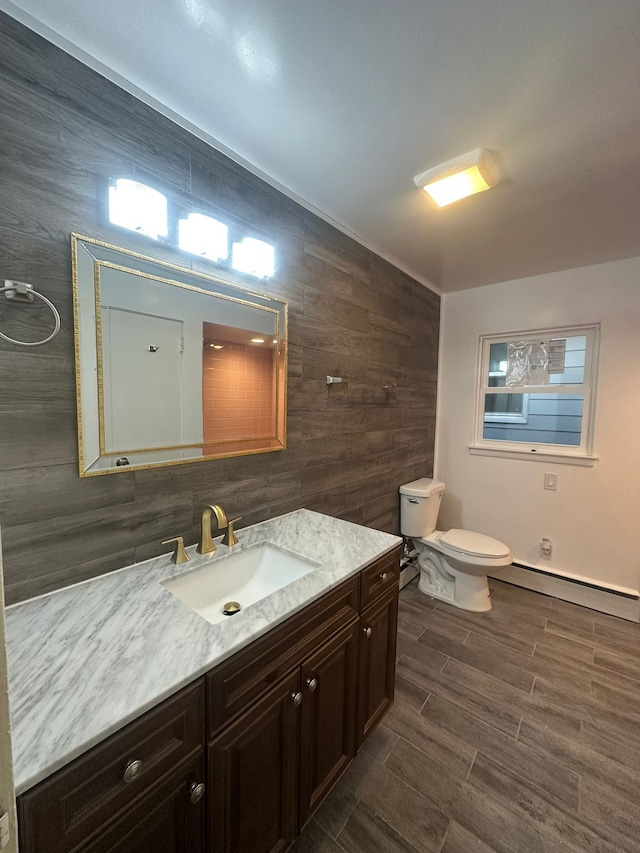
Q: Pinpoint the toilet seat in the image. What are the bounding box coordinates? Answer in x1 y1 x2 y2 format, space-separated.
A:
421 529 511 568
439 529 511 559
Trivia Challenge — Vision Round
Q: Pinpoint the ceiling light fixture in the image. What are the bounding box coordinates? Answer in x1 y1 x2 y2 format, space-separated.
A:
413 148 499 207
250 337 265 344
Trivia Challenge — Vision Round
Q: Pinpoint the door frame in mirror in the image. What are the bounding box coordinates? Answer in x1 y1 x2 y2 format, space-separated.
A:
71 234 288 477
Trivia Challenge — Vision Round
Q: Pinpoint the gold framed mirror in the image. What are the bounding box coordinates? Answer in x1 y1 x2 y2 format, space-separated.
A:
72 235 287 476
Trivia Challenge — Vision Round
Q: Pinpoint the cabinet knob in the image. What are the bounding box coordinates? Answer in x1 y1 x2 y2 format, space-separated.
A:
363 626 372 639
122 759 143 783
306 677 318 692
291 691 303 706
379 571 389 582
189 782 206 804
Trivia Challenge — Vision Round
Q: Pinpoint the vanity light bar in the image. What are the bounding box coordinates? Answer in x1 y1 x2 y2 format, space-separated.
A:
107 178 275 278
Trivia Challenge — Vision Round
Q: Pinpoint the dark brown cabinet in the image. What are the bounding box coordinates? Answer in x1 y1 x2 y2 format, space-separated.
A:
205 550 399 853
17 546 400 853
204 577 360 738
18 681 206 853
208 619 360 852
82 754 206 853
298 620 359 825
208 671 300 853
357 584 399 748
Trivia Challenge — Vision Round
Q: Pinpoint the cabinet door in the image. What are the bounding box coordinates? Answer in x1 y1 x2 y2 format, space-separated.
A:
357 584 398 748
82 754 206 853
208 670 300 853
298 620 358 827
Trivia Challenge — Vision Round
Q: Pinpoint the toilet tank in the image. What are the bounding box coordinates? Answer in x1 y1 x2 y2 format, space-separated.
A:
399 478 445 537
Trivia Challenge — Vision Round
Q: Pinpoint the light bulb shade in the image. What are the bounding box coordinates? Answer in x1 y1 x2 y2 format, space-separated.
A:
108 179 168 239
231 238 275 278
413 148 499 207
178 213 228 260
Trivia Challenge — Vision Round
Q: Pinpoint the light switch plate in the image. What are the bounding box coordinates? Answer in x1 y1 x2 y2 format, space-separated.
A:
544 472 558 491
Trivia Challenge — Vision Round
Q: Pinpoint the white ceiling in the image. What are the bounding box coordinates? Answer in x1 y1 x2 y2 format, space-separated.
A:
4 0 640 293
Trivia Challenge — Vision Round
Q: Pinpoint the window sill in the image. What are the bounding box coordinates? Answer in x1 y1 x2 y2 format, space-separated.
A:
468 445 598 467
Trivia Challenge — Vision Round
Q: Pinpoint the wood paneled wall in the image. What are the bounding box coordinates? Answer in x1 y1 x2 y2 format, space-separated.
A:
0 13 439 604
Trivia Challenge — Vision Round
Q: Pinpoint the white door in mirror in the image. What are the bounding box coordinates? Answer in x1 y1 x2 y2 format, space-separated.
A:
106 310 184 452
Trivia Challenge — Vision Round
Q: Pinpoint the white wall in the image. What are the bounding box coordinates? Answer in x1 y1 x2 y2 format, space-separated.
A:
436 256 640 594
0 529 18 853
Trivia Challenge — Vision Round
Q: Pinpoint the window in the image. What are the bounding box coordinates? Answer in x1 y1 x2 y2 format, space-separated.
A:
472 325 599 463
483 343 529 424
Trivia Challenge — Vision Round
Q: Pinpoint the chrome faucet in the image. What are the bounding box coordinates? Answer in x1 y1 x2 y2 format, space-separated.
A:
197 504 228 554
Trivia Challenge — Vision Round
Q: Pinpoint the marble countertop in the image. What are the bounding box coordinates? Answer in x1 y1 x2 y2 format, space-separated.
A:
5 509 400 795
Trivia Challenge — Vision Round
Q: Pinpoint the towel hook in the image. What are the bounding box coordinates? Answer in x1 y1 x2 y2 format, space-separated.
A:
0 280 61 347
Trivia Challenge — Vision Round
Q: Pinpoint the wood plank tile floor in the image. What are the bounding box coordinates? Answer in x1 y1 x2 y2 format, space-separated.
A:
292 578 640 853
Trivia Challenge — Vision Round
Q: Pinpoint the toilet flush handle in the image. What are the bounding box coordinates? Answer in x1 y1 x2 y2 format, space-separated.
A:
408 498 419 504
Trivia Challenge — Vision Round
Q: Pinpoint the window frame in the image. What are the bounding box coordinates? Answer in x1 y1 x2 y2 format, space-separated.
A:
483 392 530 425
471 324 600 464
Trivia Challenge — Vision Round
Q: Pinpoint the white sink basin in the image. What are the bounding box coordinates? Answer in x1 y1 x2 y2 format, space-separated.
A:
161 542 319 625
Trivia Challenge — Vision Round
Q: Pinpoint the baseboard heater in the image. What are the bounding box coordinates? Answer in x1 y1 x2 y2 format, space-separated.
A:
490 561 640 623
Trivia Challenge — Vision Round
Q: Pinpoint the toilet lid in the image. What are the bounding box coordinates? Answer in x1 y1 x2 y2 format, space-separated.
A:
439 529 511 558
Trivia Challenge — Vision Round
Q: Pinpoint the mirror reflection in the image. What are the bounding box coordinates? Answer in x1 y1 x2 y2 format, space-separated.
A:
72 235 287 476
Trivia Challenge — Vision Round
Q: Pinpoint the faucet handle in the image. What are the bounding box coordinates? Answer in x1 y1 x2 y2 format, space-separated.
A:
162 536 191 565
222 517 242 547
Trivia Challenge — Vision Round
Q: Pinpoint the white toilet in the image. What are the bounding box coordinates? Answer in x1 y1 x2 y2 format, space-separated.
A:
399 478 512 612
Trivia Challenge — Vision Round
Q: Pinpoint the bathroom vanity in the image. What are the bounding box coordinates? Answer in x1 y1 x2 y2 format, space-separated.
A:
5 510 401 852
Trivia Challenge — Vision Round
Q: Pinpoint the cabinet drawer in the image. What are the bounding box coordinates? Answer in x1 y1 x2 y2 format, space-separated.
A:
18 679 204 853
206 576 359 738
359 547 401 609
81 753 206 853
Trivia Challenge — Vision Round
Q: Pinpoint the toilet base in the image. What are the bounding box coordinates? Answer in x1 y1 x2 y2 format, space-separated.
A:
418 575 492 612
418 572 454 604
416 549 492 612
